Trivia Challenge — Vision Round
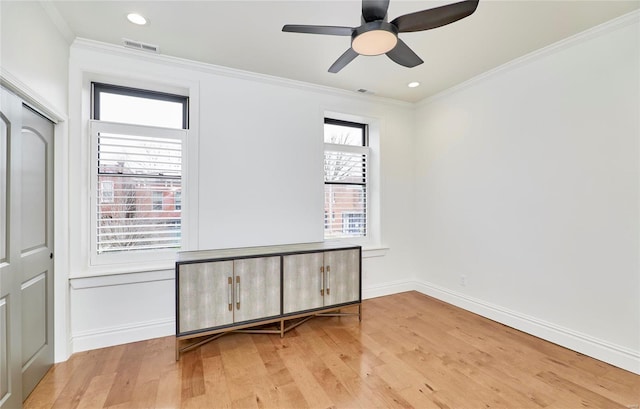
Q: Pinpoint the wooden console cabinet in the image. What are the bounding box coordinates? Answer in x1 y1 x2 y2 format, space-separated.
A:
175 242 361 359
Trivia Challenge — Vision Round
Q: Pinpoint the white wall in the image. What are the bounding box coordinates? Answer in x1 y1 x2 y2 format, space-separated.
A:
413 15 640 373
1 1 72 362
0 1 70 111
67 40 417 353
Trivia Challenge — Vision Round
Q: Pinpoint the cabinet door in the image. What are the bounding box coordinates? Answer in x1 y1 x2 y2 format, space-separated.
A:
178 260 234 334
233 256 280 323
283 253 324 314
324 249 360 307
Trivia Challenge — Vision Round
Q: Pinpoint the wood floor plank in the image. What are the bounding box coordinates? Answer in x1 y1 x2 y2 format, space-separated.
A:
355 370 415 409
23 366 66 409
103 342 147 407
49 351 103 409
200 355 232 408
536 371 630 408
180 349 205 400
395 384 451 409
24 292 640 409
306 354 364 408
74 373 116 409
155 366 181 409
276 341 334 408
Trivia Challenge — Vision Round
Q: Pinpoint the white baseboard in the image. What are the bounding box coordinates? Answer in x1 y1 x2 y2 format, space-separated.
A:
413 280 640 375
68 278 640 375
69 281 407 355
68 279 413 354
71 318 174 353
362 279 415 300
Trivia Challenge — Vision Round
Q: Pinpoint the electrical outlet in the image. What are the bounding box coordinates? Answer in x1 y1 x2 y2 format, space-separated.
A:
460 274 467 287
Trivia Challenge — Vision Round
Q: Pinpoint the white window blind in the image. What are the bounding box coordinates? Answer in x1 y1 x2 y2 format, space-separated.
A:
91 121 185 255
324 143 368 239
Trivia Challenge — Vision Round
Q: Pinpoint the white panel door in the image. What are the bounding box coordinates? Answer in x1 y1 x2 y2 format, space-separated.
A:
233 256 280 323
324 249 360 307
0 88 54 407
19 105 54 400
178 260 234 333
0 87 21 409
282 253 324 314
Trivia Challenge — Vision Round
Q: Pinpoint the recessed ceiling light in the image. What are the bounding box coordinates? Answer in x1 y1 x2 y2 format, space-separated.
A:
408 82 420 88
127 13 147 25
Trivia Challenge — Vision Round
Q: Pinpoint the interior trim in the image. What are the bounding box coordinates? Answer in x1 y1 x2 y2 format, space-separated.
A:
0 68 66 123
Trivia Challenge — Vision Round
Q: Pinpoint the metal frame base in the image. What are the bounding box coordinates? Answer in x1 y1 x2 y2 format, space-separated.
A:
176 304 361 360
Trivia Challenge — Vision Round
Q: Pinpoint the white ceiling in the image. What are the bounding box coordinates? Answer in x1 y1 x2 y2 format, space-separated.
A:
48 0 640 103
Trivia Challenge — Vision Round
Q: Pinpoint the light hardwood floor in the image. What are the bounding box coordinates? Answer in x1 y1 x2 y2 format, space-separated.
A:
25 291 639 409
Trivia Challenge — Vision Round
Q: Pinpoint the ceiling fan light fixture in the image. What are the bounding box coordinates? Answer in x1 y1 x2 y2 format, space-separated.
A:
351 21 399 56
352 29 397 56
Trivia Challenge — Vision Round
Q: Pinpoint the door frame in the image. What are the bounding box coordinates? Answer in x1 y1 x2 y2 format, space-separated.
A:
1 70 70 363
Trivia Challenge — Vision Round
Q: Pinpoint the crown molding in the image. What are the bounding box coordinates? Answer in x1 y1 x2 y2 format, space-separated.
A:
39 0 75 44
416 9 640 108
71 38 413 109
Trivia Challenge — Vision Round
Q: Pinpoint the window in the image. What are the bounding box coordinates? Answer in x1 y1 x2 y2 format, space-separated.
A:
151 191 164 211
324 118 368 239
174 191 182 211
91 83 188 256
342 212 365 235
100 181 114 203
93 82 188 129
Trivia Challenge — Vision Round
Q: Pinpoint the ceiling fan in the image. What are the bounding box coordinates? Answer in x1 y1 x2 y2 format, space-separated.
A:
282 0 479 73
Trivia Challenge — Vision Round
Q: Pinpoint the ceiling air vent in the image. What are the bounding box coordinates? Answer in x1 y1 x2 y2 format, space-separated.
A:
122 38 160 53
356 88 375 95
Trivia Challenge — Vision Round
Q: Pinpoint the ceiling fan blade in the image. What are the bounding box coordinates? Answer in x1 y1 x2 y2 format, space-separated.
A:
391 0 479 33
282 25 353 36
329 48 359 73
386 39 424 68
362 0 390 22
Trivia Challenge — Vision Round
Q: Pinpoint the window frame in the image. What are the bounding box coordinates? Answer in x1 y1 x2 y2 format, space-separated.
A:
92 82 189 129
323 117 370 241
89 82 189 267
89 120 188 266
324 118 368 146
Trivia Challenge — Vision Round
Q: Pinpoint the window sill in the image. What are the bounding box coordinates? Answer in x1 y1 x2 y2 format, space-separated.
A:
362 246 389 258
70 258 175 281
323 238 388 258
70 268 174 289
70 244 389 288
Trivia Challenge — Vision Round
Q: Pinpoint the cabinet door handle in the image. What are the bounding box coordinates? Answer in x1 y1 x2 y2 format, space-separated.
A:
236 275 241 310
326 265 330 295
320 266 324 296
227 276 233 311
